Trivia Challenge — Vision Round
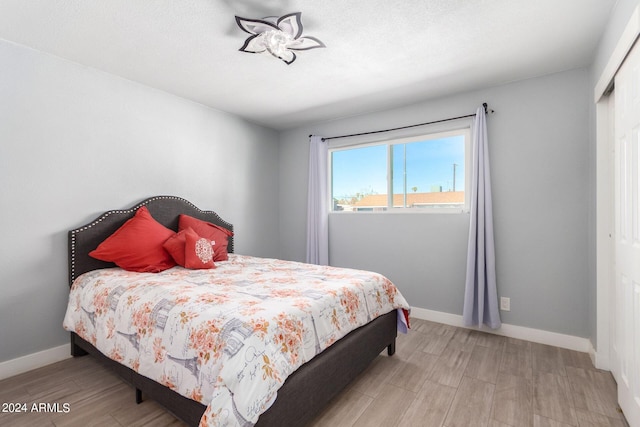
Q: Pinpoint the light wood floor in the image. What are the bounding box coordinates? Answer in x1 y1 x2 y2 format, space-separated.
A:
0 318 630 427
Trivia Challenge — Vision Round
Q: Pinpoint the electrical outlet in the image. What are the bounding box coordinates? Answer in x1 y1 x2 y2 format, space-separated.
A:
500 297 511 311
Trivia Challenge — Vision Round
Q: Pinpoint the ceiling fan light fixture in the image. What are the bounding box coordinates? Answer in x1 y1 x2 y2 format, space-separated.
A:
235 12 325 65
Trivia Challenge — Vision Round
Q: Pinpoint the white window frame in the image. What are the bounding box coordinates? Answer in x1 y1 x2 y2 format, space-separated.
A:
328 122 472 214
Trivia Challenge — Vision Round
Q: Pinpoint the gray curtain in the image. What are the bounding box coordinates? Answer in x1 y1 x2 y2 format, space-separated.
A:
463 106 501 329
306 135 329 265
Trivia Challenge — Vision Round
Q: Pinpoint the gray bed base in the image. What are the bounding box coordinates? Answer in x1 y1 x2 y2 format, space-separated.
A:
68 196 397 426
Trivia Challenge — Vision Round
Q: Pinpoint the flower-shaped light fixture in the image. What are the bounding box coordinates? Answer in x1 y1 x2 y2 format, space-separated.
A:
235 12 325 65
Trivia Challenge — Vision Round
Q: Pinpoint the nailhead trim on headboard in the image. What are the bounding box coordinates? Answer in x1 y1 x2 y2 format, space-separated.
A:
69 196 234 284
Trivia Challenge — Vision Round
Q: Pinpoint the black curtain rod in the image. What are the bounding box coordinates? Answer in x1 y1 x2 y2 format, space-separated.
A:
309 103 493 141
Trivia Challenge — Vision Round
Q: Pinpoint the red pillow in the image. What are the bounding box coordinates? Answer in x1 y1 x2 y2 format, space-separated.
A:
162 228 189 266
89 206 176 272
163 227 215 269
178 215 233 261
185 229 216 269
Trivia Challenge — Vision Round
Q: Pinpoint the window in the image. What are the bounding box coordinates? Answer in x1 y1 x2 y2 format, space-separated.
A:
330 128 470 212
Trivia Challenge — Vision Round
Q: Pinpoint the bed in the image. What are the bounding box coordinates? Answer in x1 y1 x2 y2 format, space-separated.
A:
64 196 409 426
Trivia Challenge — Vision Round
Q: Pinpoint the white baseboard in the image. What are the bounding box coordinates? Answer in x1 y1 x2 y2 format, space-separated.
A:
588 341 598 368
410 306 592 353
0 308 597 380
590 342 611 371
0 345 70 381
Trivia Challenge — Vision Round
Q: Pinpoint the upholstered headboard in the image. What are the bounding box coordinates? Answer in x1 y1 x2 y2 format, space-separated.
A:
68 196 234 286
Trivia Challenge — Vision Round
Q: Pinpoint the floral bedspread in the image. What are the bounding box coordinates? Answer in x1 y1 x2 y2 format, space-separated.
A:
63 254 410 426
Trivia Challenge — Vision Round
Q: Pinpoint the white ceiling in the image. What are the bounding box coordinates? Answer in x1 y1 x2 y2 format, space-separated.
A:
0 0 615 129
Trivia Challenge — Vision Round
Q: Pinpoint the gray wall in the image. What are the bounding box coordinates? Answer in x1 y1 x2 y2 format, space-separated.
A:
0 40 280 363
279 68 591 338
6 0 636 363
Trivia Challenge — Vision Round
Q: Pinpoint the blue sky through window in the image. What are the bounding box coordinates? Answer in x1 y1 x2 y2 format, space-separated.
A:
331 135 465 201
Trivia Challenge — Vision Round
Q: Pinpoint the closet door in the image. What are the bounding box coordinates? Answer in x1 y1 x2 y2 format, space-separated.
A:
614 39 640 427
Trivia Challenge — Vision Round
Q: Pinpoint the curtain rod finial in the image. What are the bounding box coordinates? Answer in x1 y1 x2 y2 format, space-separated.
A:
482 103 495 114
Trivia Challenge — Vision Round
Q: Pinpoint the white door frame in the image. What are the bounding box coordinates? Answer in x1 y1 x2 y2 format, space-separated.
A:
595 91 614 370
594 5 640 371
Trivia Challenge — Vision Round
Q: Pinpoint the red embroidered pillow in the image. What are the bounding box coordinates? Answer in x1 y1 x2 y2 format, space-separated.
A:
163 227 215 269
178 215 233 261
184 228 216 269
89 206 176 272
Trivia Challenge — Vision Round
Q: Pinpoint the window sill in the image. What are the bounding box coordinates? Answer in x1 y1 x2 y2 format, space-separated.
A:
329 208 469 215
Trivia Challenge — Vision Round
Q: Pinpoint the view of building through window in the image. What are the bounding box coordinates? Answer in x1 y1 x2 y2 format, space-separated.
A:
330 130 468 212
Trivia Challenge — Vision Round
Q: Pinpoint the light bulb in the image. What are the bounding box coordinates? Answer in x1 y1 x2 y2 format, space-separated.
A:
263 30 293 58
